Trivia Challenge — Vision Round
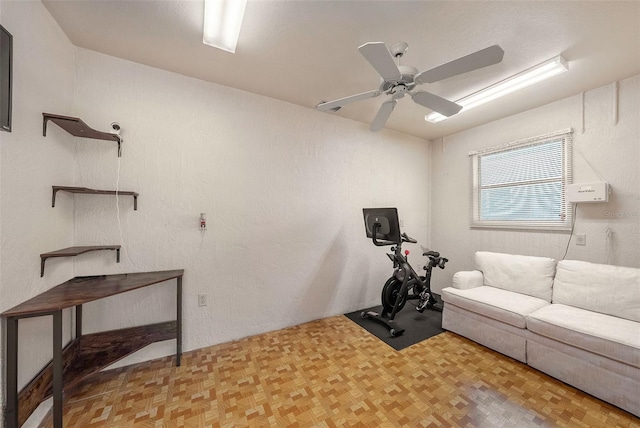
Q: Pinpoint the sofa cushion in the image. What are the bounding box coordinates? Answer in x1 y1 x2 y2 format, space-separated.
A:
442 286 550 329
527 304 640 369
475 252 556 301
553 260 640 322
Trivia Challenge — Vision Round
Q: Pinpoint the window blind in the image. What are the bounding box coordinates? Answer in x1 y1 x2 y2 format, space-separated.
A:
470 129 573 230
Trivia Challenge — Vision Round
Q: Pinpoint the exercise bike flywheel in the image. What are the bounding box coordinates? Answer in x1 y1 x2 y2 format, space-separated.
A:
381 276 427 314
382 277 406 314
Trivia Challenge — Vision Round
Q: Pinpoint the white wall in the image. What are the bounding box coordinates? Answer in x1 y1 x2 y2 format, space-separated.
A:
0 5 432 422
68 48 431 364
430 75 640 294
0 0 77 425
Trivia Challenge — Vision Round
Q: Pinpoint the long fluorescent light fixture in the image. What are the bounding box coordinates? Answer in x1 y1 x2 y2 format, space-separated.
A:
203 0 248 53
426 55 568 123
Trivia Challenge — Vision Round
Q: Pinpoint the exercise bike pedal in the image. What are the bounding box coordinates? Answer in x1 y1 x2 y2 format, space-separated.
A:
428 303 443 313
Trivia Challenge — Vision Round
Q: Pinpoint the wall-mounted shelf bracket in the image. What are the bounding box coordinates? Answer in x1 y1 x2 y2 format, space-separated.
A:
52 186 138 210
43 113 122 157
40 245 121 277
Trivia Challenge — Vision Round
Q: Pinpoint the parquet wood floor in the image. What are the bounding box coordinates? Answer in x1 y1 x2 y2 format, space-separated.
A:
40 315 639 427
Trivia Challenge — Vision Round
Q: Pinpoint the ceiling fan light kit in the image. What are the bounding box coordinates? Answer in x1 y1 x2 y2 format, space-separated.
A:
425 55 569 123
316 42 505 132
203 0 247 53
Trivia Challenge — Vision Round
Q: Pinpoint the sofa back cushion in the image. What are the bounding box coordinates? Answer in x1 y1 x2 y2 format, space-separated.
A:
475 252 556 301
553 260 640 322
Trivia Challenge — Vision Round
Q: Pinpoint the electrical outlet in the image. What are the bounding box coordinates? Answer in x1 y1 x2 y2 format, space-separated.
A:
198 294 207 307
576 234 587 246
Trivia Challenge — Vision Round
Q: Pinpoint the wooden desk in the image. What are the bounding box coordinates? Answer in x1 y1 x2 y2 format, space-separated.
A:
1 270 184 428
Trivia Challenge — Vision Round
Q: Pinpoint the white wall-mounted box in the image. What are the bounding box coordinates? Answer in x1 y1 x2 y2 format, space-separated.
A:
566 182 609 203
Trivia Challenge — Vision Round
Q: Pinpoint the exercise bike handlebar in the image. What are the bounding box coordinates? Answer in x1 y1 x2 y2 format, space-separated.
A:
369 221 419 246
401 233 417 244
371 223 398 247
438 257 449 269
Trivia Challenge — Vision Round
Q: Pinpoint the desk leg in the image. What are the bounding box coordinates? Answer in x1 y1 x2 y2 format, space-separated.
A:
52 310 63 428
6 317 18 428
75 305 83 338
176 275 182 367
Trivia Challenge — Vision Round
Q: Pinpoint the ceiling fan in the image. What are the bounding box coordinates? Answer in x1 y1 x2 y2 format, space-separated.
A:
316 42 504 131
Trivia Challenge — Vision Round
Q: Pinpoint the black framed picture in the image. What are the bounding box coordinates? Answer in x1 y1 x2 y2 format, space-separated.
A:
1 24 13 132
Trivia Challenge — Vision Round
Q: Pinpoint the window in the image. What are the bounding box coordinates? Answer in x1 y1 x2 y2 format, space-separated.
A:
470 129 573 230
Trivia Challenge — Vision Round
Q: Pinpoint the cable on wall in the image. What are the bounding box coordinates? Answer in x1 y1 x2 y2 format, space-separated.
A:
580 91 586 134
112 126 139 271
605 227 615 265
115 155 138 270
561 203 578 260
613 81 619 126
573 143 606 182
115 156 123 246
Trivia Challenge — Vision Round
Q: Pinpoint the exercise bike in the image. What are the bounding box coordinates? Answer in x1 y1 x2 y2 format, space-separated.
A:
362 208 448 337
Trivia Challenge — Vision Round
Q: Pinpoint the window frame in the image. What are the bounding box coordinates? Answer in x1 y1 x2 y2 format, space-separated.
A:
469 128 573 231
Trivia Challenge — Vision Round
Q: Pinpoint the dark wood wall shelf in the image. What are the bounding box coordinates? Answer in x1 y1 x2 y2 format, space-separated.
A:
52 186 138 210
43 113 123 157
1 269 184 428
40 246 121 277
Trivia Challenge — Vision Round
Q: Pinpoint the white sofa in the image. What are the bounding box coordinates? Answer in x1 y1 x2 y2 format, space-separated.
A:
441 252 640 416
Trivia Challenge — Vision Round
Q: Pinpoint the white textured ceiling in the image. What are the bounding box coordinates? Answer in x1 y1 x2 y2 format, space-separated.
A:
43 0 640 141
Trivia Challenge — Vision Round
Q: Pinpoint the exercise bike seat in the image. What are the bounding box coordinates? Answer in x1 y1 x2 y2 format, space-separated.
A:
423 250 440 258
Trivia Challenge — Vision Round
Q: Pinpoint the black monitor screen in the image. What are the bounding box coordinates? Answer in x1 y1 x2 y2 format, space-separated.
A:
363 208 401 244
1 24 12 132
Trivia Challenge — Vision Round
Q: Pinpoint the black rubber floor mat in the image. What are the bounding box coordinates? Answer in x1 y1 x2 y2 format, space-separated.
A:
344 302 444 351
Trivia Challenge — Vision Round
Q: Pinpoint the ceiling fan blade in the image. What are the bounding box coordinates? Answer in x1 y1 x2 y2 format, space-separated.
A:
370 100 396 132
415 45 505 84
412 91 462 117
316 90 381 111
358 42 402 82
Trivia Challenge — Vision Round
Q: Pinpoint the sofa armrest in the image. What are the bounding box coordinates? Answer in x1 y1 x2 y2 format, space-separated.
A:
451 270 484 290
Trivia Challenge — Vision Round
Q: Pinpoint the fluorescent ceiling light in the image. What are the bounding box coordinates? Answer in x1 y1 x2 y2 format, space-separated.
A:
203 0 247 53
426 55 568 123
